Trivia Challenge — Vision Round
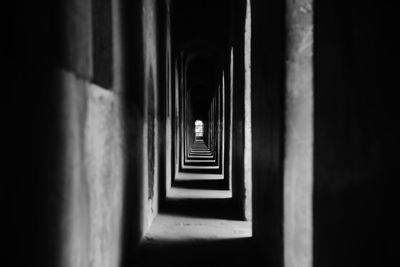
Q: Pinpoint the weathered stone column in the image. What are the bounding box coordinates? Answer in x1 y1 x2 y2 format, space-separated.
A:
284 0 313 267
244 0 252 221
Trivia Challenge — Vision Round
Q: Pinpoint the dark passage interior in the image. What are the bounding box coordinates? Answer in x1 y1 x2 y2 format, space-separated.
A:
131 1 254 265
5 0 396 267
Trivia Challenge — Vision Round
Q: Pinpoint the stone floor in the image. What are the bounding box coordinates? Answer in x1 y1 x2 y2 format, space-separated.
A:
143 213 251 243
132 176 256 266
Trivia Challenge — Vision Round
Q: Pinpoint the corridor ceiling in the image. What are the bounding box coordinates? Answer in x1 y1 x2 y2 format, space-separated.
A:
171 0 231 121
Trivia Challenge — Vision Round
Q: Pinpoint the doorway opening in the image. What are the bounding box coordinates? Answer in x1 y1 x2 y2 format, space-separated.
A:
194 120 204 139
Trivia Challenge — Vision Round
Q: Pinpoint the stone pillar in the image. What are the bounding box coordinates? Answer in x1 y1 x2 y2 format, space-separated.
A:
284 1 313 267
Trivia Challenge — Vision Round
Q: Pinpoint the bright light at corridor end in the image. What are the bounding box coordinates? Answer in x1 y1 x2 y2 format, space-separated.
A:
195 120 204 137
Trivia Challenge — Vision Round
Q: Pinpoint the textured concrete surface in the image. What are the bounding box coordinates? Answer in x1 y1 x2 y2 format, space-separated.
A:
244 0 252 221
118 0 163 255
60 69 124 267
142 0 160 233
284 1 313 267
59 1 126 267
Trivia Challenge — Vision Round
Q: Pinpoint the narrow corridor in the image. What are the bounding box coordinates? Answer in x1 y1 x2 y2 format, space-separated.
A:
6 0 395 267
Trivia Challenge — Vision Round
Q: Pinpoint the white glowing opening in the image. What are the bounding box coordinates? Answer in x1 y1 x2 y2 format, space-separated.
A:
195 120 204 137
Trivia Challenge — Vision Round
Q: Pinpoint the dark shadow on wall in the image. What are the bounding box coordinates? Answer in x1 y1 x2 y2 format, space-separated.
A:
120 0 147 265
313 0 396 266
120 0 164 265
251 0 286 266
5 0 64 266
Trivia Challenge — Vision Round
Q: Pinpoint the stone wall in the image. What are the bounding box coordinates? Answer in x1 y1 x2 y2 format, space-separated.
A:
59 1 125 267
